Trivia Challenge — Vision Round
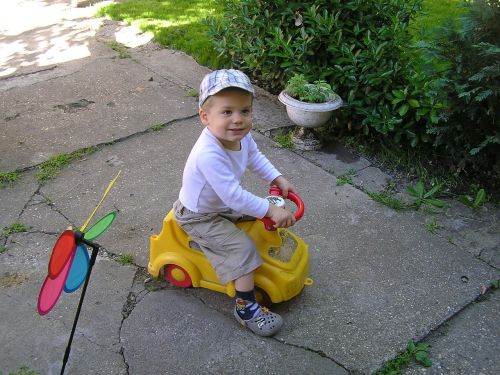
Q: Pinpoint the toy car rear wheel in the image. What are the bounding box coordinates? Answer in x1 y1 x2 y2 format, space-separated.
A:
255 287 271 307
164 264 192 288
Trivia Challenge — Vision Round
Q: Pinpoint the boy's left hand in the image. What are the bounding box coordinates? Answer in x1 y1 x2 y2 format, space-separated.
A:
270 176 296 198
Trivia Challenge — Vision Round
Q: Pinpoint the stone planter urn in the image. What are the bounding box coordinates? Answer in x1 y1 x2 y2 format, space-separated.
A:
278 90 343 151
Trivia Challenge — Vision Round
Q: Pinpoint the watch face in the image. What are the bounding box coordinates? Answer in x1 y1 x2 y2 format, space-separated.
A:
266 196 285 208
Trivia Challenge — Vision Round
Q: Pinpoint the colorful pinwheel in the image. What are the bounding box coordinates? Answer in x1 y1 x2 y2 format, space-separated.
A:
37 171 121 374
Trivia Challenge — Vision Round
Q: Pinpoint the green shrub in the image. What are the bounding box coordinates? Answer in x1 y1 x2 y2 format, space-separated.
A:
208 0 499 195
421 0 500 179
208 0 427 143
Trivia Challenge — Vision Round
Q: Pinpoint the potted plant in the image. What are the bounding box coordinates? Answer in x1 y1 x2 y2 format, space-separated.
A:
278 74 343 150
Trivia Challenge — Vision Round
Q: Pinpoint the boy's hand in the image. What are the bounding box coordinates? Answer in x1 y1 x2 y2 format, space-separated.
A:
270 176 296 198
265 204 296 229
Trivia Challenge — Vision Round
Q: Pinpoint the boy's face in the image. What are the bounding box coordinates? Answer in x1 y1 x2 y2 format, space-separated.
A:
199 88 253 150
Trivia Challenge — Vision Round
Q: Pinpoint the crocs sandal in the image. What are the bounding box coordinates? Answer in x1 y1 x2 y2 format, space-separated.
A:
233 306 283 336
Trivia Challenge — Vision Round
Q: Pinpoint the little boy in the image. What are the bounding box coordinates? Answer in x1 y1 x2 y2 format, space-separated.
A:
173 69 296 336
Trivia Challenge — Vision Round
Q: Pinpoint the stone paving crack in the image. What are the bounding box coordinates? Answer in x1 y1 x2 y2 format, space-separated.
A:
0 65 58 81
415 287 499 344
119 346 130 375
120 268 154 318
130 54 195 91
475 252 500 271
18 186 39 222
118 267 144 375
275 338 351 373
11 113 198 176
36 191 75 227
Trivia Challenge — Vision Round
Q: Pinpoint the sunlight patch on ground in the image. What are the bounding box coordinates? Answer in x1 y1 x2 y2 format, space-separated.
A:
0 0 115 77
114 24 154 48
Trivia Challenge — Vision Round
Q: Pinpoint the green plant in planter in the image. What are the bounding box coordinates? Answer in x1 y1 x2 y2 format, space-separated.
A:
285 74 338 103
279 73 343 151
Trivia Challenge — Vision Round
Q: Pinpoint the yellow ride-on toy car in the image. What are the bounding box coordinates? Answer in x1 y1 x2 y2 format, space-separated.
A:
148 187 313 305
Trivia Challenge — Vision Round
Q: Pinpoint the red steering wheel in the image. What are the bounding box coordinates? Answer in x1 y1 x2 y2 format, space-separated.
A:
259 186 305 231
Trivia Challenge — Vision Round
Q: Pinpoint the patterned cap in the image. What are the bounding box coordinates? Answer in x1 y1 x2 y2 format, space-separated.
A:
198 69 255 108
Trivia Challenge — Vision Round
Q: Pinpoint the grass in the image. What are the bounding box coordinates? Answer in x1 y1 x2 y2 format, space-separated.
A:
148 122 165 132
36 147 97 184
96 0 226 68
409 0 469 73
406 182 446 210
340 133 489 199
459 188 487 211
367 191 408 210
424 217 441 233
118 254 134 265
274 130 294 149
1 223 29 239
185 88 199 97
375 340 432 374
1 223 29 253
411 0 467 39
336 169 356 186
2 146 97 188
145 277 164 291
107 41 131 58
0 171 19 188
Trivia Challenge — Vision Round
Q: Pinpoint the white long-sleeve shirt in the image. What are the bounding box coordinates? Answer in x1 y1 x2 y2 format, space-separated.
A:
179 127 281 218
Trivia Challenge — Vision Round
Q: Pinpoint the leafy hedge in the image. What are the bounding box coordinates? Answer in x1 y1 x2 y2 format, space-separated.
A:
422 0 499 176
207 0 499 190
207 0 433 144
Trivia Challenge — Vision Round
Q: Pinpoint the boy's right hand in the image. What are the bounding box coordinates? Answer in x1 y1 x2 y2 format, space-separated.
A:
265 204 296 228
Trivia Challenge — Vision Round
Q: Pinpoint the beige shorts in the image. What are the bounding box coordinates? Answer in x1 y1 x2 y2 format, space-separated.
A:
173 200 262 284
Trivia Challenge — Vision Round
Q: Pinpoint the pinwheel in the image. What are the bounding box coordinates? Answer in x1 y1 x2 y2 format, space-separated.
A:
37 171 121 375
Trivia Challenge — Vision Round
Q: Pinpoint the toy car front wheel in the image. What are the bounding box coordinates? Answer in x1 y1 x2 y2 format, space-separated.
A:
164 264 192 288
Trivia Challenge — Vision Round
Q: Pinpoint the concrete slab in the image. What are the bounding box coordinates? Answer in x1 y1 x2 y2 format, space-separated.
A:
122 290 348 374
130 47 211 90
34 121 500 373
0 171 39 230
38 116 199 268
19 191 74 234
0 232 135 375
133 47 295 131
437 201 500 269
253 135 500 374
353 166 393 192
0 54 197 171
253 89 296 131
406 290 500 375
296 140 372 176
1 2 499 374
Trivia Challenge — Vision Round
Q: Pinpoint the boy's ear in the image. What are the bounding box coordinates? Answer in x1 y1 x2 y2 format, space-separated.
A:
199 107 209 126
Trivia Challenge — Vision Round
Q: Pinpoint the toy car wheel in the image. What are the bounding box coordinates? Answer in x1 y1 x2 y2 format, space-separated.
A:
255 287 271 307
164 264 192 288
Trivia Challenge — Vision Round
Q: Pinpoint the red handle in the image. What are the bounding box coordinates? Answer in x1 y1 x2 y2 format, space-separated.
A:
259 187 305 231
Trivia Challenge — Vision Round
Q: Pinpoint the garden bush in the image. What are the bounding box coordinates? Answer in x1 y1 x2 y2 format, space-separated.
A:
421 0 499 181
207 0 434 145
208 0 499 194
